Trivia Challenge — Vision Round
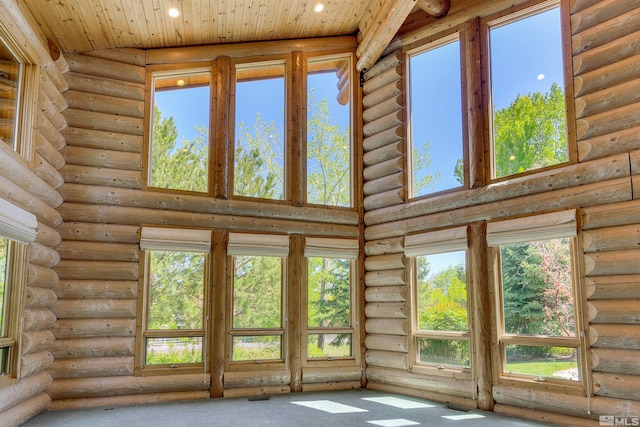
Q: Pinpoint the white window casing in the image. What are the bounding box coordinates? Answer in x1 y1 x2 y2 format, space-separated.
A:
140 227 212 252
0 198 37 244
404 226 468 258
227 232 289 257
487 209 577 247
304 237 359 259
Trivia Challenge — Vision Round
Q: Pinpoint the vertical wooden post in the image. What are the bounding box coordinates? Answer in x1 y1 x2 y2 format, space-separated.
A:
463 18 485 189
214 57 231 199
288 235 303 392
210 229 228 398
468 221 494 410
290 51 305 206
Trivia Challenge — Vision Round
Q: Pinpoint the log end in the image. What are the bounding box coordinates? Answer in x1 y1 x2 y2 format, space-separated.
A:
576 118 589 141
587 301 598 322
584 254 595 275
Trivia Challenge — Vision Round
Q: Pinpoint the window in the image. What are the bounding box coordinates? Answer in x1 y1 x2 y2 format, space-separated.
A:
0 198 36 385
233 61 286 200
228 233 288 364
304 237 359 360
407 34 464 197
0 41 21 151
406 227 470 369
139 227 210 371
488 210 582 386
486 4 568 179
306 55 352 207
148 69 211 193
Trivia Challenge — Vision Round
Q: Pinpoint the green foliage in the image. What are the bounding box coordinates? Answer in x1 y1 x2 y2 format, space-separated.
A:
145 337 203 365
233 256 282 329
418 338 469 367
232 336 282 361
0 238 7 330
506 360 576 377
412 140 441 194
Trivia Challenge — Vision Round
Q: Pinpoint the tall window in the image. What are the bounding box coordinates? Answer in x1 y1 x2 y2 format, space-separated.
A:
233 62 286 200
0 42 21 151
228 233 288 363
488 210 582 385
304 237 358 360
407 35 464 197
139 227 210 370
486 4 568 179
406 227 470 369
307 55 352 207
0 198 36 384
148 69 211 193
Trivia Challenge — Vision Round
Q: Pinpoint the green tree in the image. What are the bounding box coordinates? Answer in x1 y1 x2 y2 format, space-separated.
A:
233 256 282 329
412 140 441 195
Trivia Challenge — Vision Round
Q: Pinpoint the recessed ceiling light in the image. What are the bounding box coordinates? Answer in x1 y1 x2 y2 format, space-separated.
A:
168 7 180 18
177 79 185 87
314 3 325 13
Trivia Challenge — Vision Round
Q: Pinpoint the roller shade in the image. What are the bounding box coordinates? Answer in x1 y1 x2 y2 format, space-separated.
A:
0 198 37 244
304 237 359 259
487 209 577 247
404 226 467 257
140 227 211 252
227 233 289 257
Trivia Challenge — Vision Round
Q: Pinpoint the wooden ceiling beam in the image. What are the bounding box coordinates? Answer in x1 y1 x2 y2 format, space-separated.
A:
355 0 451 72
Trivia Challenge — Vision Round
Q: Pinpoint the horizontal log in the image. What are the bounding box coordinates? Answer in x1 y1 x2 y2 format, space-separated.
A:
363 49 401 82
363 126 403 153
364 172 404 197
222 385 290 398
22 330 56 355
365 285 407 303
492 385 589 418
65 72 145 100
576 102 640 141
49 337 135 359
494 404 598 427
24 287 57 309
60 164 142 189
57 222 138 243
33 153 64 189
38 91 66 130
367 154 630 226
367 366 473 397
575 78 640 119
594 372 640 400
20 351 54 378
366 349 408 370
58 203 359 238
83 48 146 67
588 300 640 323
302 381 361 392
365 253 406 271
223 370 290 388
62 108 144 136
583 224 640 252
27 264 58 288
51 318 136 339
65 53 145 83
49 356 134 379
363 95 403 124
62 127 143 153
57 183 358 225
365 334 408 353
586 275 640 300
363 80 402 110
0 393 50 427
572 8 640 55
302 365 361 383
571 0 640 34
29 243 60 268
35 223 61 248
365 236 404 256
35 131 65 169
590 324 640 349
46 373 210 399
362 66 402 96
365 269 406 286
584 249 640 276
0 175 62 227
364 188 404 210
365 318 407 335
52 299 137 319
592 348 640 374
0 372 52 413
61 146 142 170
40 69 68 111
54 260 139 281
55 241 139 262
365 302 407 319
48 391 209 411
363 110 402 138
22 308 57 332
54 280 137 299
65 89 145 119
633 150 640 175
366 178 631 240
363 141 403 166
35 113 65 149
574 54 640 98
363 157 404 182
573 30 640 76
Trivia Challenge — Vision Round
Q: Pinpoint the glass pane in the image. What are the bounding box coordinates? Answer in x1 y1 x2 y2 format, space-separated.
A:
234 63 285 199
232 335 282 361
415 251 468 332
417 338 470 368
500 238 575 337
505 344 579 381
307 257 350 328
409 39 463 196
307 56 352 207
145 337 203 365
150 72 210 192
0 44 21 149
307 333 351 358
233 256 282 329
148 251 205 330
0 238 8 335
490 7 567 178
0 346 9 376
